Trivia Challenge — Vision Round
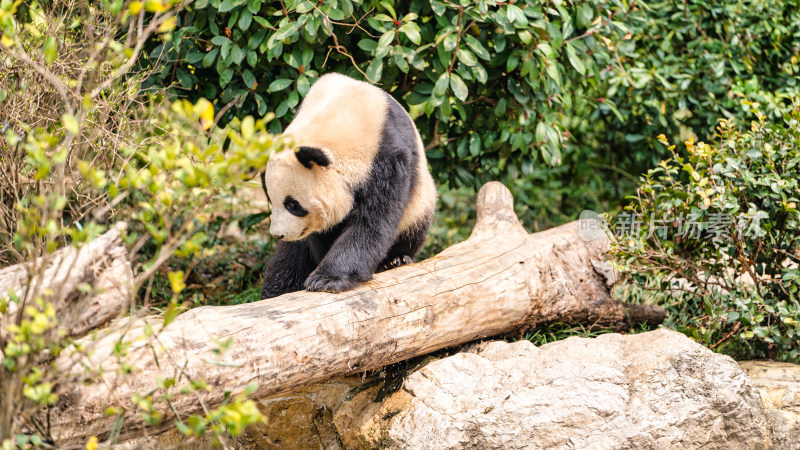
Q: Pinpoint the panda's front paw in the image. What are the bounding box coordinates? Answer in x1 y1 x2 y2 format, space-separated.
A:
304 271 359 293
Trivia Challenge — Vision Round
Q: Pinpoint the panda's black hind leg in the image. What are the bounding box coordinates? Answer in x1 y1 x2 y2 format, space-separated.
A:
377 223 430 273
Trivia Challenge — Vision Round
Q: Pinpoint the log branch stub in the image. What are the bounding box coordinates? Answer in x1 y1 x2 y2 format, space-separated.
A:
49 183 664 445
472 180 524 237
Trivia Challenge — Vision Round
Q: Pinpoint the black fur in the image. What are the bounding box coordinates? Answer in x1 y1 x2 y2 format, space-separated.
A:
283 196 308 217
295 146 330 168
261 94 432 298
261 240 316 298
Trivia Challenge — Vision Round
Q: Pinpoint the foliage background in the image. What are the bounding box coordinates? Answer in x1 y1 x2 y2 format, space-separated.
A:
145 0 800 230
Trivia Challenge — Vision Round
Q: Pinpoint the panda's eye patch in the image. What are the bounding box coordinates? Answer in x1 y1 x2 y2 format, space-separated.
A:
283 196 308 217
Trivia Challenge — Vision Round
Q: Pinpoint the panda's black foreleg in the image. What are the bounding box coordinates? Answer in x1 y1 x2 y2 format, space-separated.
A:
261 240 316 299
304 156 412 293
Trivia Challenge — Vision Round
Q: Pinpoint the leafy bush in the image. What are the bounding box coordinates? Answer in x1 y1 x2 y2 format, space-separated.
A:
146 0 800 233
611 103 800 361
144 0 645 227
595 0 800 174
0 0 280 444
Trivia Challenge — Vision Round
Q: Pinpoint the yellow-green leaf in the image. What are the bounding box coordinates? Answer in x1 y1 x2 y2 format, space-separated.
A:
241 116 255 140
168 270 186 294
62 113 79 135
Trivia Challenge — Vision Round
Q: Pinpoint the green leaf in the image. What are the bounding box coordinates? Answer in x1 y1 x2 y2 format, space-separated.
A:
457 48 477 66
274 22 297 41
220 67 234 87
221 39 231 60
242 212 269 229
443 34 458 52
366 59 384 82
450 73 468 101
301 47 313 67
218 0 238 13
238 9 253 30
400 24 421 45
269 78 293 92
230 45 245 65
507 53 520 72
577 3 593 28
275 100 289 117
433 72 450 96
506 5 527 26
297 76 310 96
248 29 267 50
42 36 57 64
393 50 409 72
296 1 313 13
247 0 261 14
464 35 490 60
565 43 586 75
186 51 205 64
202 48 219 67
471 63 488 84
380 1 396 19
242 69 256 89
177 69 193 88
211 35 229 46
431 0 446 16
358 39 378 52
378 30 396 49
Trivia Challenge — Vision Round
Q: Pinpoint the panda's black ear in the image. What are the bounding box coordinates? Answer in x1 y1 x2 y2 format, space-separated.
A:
295 146 331 169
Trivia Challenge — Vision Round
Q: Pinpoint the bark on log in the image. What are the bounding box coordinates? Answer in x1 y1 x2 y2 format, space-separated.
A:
51 182 664 445
0 223 133 338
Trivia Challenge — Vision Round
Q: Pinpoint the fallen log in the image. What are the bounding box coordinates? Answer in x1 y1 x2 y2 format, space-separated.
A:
0 222 133 338
51 182 664 445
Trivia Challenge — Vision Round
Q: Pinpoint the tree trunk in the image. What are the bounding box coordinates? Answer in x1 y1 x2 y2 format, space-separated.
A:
50 182 663 446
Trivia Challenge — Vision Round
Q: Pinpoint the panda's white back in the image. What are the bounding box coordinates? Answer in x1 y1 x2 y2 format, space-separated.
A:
283 73 390 188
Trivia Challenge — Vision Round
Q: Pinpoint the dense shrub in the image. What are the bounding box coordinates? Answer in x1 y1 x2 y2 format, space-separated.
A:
146 0 800 231
594 0 800 174
611 104 800 361
143 0 643 225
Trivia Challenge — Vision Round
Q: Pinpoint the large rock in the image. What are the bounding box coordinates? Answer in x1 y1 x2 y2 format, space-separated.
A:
739 360 800 449
342 329 771 449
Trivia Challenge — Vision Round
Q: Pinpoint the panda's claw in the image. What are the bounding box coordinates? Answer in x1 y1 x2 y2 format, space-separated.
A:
378 255 413 272
304 271 359 293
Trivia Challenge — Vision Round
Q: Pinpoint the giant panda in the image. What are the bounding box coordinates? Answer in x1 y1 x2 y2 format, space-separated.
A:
260 73 437 298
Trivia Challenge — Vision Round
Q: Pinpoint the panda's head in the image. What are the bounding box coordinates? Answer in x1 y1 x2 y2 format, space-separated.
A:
263 146 353 241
